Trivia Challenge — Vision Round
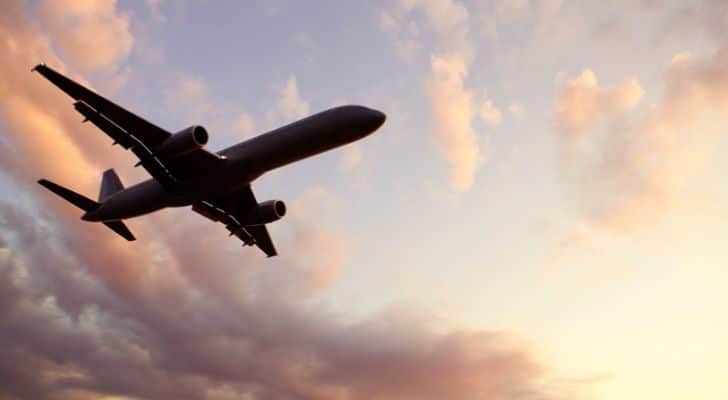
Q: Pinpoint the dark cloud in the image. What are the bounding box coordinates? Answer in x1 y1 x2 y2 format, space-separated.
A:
0 202 553 400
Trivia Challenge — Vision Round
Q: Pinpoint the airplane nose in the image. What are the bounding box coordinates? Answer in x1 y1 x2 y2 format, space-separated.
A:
366 108 386 131
332 105 386 137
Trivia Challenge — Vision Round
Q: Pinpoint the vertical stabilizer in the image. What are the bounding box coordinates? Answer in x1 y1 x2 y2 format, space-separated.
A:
99 169 124 201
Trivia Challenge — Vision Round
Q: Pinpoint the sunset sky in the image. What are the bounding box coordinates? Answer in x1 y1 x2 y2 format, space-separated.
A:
1 0 727 399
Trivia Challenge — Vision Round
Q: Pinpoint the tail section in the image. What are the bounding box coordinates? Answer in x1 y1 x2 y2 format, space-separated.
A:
37 175 136 241
99 168 124 201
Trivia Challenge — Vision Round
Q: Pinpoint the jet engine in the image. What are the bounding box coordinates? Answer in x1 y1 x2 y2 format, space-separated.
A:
239 200 287 225
156 126 209 158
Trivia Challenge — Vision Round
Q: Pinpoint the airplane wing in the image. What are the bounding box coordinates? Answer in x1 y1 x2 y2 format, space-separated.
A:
192 186 278 257
32 63 222 187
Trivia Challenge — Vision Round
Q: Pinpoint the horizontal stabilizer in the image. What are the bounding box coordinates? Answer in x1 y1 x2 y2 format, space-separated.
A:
38 179 98 212
38 178 136 241
103 220 136 241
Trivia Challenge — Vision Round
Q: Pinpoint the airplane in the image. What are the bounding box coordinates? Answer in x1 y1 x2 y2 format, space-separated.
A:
32 64 386 257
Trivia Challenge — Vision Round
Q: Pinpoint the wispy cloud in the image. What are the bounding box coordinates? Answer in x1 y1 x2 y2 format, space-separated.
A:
276 75 310 121
427 54 482 191
338 143 362 171
234 113 256 138
508 100 525 119
479 99 503 126
164 74 213 123
380 0 496 192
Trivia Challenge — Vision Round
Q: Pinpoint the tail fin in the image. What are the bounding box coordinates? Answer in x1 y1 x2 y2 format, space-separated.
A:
99 168 124 201
37 178 136 241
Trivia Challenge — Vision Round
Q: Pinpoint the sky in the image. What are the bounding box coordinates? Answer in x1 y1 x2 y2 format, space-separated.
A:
0 0 727 399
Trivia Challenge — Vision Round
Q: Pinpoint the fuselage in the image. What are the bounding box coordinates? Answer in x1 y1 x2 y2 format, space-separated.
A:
83 105 385 222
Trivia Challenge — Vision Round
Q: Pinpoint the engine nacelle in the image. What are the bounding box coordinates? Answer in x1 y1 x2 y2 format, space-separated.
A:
239 200 287 226
156 126 208 158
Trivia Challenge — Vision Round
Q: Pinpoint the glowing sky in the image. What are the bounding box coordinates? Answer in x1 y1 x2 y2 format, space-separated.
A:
1 1 727 399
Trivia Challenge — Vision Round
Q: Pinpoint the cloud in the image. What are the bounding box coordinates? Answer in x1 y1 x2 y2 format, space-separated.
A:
0 197 559 399
555 69 644 136
234 113 256 138
509 101 525 119
380 0 472 61
165 75 213 122
35 0 133 72
264 75 310 129
427 54 483 192
0 164 556 400
0 0 135 188
479 99 503 126
0 210 557 398
276 75 309 121
0 2 562 399
338 144 362 171
379 10 421 61
381 0 490 192
555 48 728 232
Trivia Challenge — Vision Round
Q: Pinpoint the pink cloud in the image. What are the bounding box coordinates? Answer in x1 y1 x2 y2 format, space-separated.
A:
555 48 728 232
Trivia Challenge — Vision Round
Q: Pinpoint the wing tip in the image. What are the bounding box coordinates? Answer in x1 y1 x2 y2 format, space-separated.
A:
31 62 46 72
265 245 278 258
103 221 136 241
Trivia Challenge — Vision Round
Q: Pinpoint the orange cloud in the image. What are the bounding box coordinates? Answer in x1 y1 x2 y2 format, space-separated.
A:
35 0 133 72
556 69 644 137
381 0 493 193
0 0 165 296
427 54 483 192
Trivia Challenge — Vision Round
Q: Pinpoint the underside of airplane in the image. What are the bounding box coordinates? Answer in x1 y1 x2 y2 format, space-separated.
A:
32 63 385 257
